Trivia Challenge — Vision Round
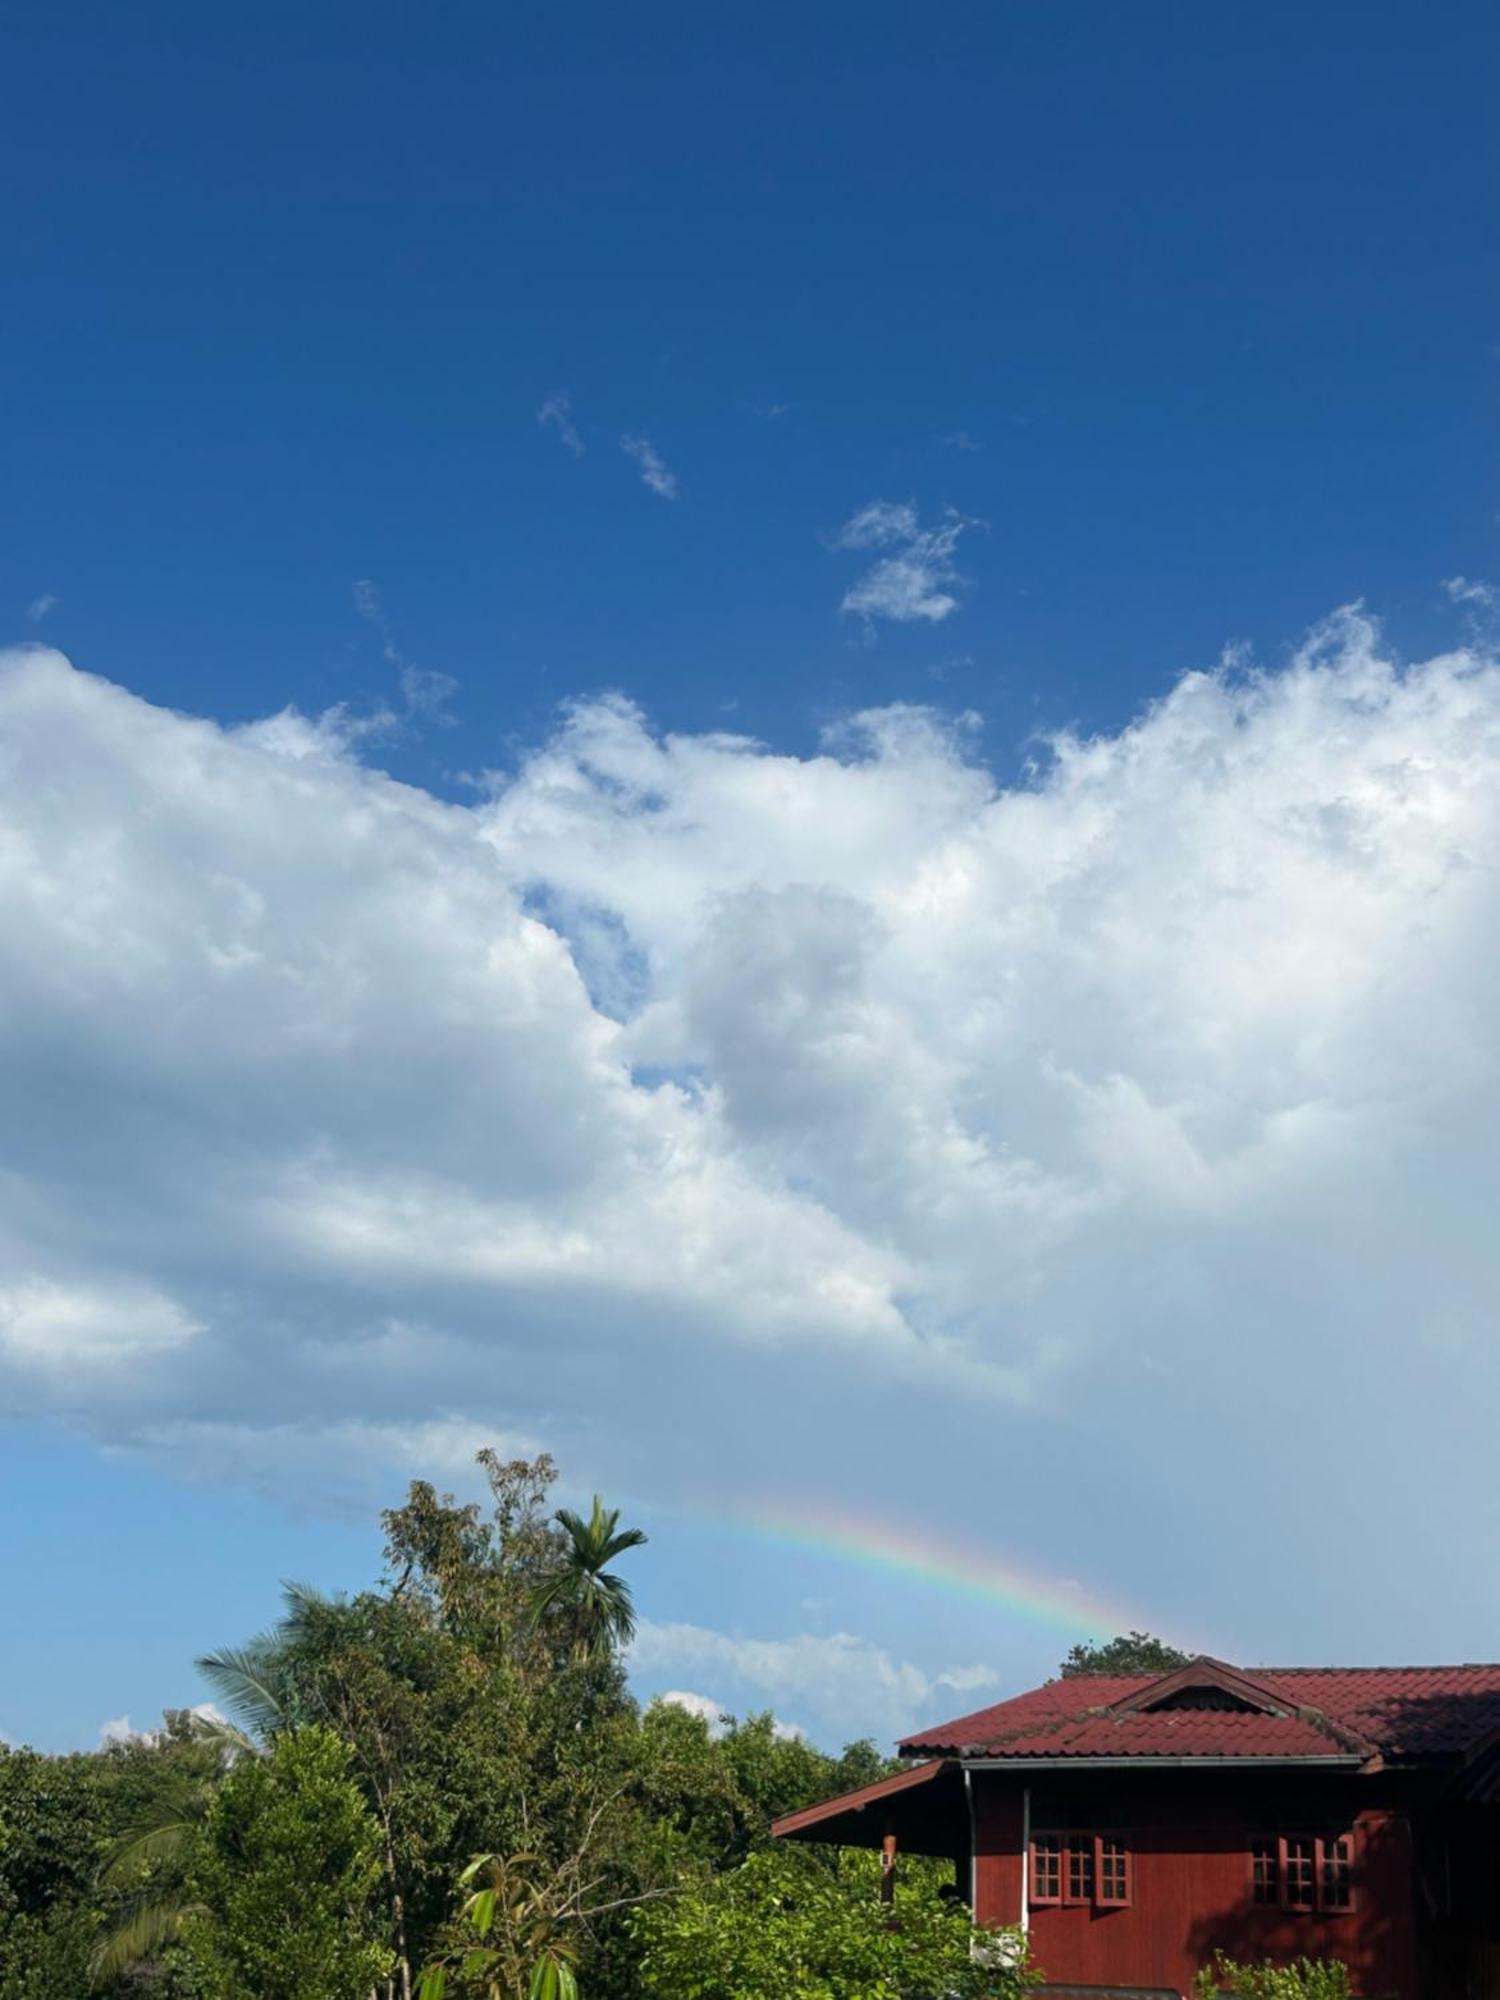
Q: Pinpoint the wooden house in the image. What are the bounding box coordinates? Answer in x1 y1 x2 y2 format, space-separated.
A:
772 1656 1500 1998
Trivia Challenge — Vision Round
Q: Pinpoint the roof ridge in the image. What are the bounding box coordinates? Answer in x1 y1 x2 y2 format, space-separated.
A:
1259 1664 1500 1675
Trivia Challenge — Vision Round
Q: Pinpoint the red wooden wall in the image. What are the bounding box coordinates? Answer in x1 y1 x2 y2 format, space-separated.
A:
972 1774 1420 1998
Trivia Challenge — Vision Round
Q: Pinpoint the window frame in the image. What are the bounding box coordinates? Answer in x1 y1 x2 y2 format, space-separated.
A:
1249 1832 1355 1914
1029 1830 1131 1911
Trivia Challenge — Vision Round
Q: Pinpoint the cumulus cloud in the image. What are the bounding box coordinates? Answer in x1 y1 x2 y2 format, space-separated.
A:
834 500 973 625
621 433 678 499
632 1620 997 1742
6 612 1500 1660
538 391 585 459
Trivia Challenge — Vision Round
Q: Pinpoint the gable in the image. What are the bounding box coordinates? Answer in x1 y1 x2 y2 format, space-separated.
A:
1109 1657 1292 1719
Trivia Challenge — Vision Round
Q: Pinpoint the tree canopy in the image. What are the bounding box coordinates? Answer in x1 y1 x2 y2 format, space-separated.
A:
1058 1631 1191 1677
1 1451 944 2000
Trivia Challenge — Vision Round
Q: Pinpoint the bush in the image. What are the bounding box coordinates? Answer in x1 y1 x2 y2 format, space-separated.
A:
633 1844 1028 2000
1194 1952 1353 1999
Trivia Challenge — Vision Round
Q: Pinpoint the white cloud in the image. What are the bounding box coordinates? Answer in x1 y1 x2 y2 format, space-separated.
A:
621 433 678 499
655 1688 728 1729
834 500 973 625
632 1620 998 1743
538 391 585 459
0 1279 200 1370
96 1705 221 1749
1444 575 1498 611
7 612 1500 1662
25 593 59 625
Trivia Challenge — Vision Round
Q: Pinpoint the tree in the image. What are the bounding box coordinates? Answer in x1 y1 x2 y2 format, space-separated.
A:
530 1497 648 1660
194 1580 336 1742
634 1845 1027 2000
1058 1632 1190 1677
3 1451 932 2000
0 1743 114 1999
0 1719 236 2000
182 1725 393 2000
89 1707 262 1985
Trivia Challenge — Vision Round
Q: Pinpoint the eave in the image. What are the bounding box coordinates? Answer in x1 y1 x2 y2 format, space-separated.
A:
955 1753 1367 1771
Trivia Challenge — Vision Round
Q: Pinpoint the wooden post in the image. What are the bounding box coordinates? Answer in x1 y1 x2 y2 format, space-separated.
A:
880 1831 898 1904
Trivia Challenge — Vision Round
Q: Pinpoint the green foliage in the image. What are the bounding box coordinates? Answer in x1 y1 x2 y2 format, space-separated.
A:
632 1845 1027 2000
0 1743 112 1999
1194 1953 1353 1999
1058 1631 1191 1677
530 1495 650 1659
1 1454 917 2000
89 1710 256 1985
0 1725 213 2000
418 1851 582 2000
181 1725 393 2000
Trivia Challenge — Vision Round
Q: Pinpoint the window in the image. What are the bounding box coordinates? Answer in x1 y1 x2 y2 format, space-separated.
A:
1250 1834 1354 1913
1098 1837 1130 1907
1030 1832 1130 1910
1031 1834 1062 1904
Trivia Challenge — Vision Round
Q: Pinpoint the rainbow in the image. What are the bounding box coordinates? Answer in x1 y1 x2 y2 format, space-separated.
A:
734 1500 1151 1642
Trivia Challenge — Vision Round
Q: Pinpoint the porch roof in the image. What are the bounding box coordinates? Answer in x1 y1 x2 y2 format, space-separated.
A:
771 1757 968 1859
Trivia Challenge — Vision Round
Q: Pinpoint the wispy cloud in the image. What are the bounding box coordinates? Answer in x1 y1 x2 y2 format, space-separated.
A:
621 433 678 500
632 1619 998 1743
834 500 974 626
1444 575 1498 611
25 593 59 625
944 431 982 452
352 579 459 726
538 390 585 459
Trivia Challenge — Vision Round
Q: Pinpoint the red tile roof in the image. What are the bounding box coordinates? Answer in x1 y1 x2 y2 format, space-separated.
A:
899 1661 1500 1764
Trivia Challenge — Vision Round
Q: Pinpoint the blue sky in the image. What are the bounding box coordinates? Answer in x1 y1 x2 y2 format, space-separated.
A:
4 0 1500 1751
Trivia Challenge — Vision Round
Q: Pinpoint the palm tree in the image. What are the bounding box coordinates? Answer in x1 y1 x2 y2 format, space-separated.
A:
529 1497 647 1659
89 1581 329 1984
194 1578 331 1739
88 1717 252 1984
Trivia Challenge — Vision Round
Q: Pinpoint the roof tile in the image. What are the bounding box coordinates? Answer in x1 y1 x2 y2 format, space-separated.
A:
900 1663 1500 1762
